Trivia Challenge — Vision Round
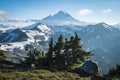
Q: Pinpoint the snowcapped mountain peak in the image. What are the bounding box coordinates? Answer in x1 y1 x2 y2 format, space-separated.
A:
53 11 73 19
57 11 67 14
40 11 87 26
42 11 74 21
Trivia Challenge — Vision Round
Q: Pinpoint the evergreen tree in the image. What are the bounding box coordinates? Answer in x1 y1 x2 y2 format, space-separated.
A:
73 32 92 63
36 51 45 67
54 35 65 69
65 35 76 65
0 50 6 68
24 50 34 67
116 64 120 74
24 48 37 68
64 38 70 56
0 50 6 61
46 38 54 67
54 35 64 54
109 64 120 77
64 38 73 66
69 36 74 56
64 33 92 67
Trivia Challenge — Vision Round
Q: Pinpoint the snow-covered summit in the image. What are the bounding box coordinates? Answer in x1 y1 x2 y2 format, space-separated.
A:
40 11 86 26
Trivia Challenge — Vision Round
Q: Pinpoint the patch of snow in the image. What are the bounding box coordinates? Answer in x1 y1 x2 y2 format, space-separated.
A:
37 24 51 33
1 41 30 51
25 30 45 42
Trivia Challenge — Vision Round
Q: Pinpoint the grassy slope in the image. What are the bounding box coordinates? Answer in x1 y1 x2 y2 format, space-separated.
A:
0 69 120 80
0 69 88 80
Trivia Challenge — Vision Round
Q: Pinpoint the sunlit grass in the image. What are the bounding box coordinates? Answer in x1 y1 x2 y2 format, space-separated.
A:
0 69 82 80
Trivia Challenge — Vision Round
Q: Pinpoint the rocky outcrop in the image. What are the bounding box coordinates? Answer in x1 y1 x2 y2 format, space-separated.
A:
80 60 100 74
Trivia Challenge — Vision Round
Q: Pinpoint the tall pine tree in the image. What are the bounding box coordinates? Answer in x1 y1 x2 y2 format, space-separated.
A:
72 32 92 63
54 35 65 70
46 38 54 67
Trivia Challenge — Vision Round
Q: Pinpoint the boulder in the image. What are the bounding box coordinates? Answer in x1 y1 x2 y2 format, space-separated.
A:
81 60 99 74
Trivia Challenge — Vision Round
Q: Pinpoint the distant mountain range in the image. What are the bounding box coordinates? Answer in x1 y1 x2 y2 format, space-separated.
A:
0 11 120 74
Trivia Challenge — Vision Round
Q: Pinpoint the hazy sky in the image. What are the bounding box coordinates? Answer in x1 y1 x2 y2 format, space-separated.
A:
0 0 120 25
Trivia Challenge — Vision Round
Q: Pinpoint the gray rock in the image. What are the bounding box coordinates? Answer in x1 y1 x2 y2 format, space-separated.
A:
81 60 99 74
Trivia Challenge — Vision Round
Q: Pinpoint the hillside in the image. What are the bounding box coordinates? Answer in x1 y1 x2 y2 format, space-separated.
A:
0 69 106 80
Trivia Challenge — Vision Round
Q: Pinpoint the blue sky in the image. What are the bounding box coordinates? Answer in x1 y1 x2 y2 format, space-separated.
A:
0 0 120 24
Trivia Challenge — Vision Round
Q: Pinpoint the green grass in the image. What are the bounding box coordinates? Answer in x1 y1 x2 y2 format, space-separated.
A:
68 63 83 70
0 69 119 80
0 69 82 80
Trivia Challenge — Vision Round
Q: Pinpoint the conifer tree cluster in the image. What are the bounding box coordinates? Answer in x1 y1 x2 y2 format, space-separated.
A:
46 32 92 70
23 33 92 70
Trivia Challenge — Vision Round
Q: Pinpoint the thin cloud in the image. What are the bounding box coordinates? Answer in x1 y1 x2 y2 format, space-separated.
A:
0 17 6 22
0 10 8 15
8 18 30 22
102 9 111 13
79 9 92 15
0 10 29 22
0 10 37 22
0 17 38 22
